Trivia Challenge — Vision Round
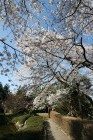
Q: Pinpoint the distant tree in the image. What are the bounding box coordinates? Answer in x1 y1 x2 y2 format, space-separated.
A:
5 93 28 114
0 82 4 99
55 92 93 119
3 84 10 100
16 85 27 95
0 82 10 114
68 76 92 118
0 82 10 101
54 75 93 118
5 85 34 114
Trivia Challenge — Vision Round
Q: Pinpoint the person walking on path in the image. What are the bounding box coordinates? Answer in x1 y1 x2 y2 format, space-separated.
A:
48 105 52 118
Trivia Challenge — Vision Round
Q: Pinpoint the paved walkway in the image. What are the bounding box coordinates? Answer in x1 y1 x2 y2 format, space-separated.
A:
44 119 72 140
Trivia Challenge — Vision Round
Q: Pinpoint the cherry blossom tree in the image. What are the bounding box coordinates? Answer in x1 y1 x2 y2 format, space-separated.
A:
0 0 93 118
16 29 92 90
0 0 93 92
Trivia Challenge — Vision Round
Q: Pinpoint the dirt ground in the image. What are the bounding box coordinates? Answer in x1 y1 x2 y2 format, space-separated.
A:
38 113 71 140
45 119 71 140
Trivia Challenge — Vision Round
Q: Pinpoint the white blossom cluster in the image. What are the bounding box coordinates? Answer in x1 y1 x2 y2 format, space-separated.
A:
32 87 69 109
33 90 63 109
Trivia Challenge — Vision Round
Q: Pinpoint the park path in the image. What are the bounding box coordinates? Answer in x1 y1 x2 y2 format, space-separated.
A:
38 113 72 140
44 119 71 140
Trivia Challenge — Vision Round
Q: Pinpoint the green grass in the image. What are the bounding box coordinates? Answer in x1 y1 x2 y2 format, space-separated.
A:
0 125 17 136
12 114 30 124
24 116 44 132
0 114 44 140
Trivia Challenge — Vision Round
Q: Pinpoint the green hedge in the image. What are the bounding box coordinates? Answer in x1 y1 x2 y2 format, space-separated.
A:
24 116 44 132
0 115 44 140
12 114 30 124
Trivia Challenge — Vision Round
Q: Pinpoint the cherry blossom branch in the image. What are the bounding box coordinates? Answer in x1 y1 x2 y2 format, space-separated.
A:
0 39 30 57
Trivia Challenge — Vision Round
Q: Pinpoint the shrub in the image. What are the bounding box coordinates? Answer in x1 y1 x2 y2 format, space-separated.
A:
12 114 30 124
0 115 8 125
31 109 46 114
25 116 44 131
83 123 93 140
55 99 69 115
0 114 44 140
22 116 44 140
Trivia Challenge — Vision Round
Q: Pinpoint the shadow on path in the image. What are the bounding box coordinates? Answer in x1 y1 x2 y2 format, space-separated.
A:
43 121 55 140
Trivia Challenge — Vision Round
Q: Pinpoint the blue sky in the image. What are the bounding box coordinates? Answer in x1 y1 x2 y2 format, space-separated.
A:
0 22 21 91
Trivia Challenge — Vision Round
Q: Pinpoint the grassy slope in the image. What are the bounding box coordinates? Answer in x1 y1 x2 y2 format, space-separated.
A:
0 113 44 140
12 114 30 124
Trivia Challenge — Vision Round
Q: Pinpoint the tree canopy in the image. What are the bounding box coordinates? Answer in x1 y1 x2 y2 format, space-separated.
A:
0 82 10 100
0 0 93 92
